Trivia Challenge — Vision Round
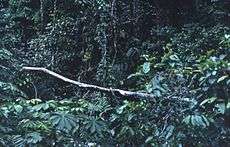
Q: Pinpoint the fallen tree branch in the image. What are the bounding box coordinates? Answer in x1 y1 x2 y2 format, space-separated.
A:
22 67 156 101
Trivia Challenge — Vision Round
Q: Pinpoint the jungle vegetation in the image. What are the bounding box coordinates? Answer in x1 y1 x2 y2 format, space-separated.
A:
0 0 230 146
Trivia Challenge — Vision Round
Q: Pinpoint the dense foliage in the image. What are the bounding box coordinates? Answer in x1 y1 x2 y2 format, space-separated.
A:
0 0 229 146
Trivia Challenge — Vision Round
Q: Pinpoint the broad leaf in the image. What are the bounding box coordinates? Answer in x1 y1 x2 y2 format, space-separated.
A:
143 62 151 74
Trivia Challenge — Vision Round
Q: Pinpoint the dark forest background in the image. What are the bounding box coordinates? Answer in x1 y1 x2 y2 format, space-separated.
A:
0 0 230 146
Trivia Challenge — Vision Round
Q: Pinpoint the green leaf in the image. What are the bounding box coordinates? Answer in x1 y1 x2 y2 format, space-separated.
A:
0 48 13 60
12 135 25 147
128 114 135 122
26 132 42 144
169 54 180 61
182 115 191 124
224 34 230 39
215 103 225 114
201 115 210 127
14 105 23 113
145 83 153 93
50 112 78 132
32 104 44 111
200 97 217 106
145 136 154 143
143 62 151 74
184 115 210 128
83 116 105 135
33 103 51 111
195 115 205 127
227 102 230 109
117 103 128 114
90 121 96 134
165 125 174 139
217 75 228 83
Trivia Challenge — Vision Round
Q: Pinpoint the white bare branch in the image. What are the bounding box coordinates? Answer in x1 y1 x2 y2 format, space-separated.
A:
22 67 156 101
